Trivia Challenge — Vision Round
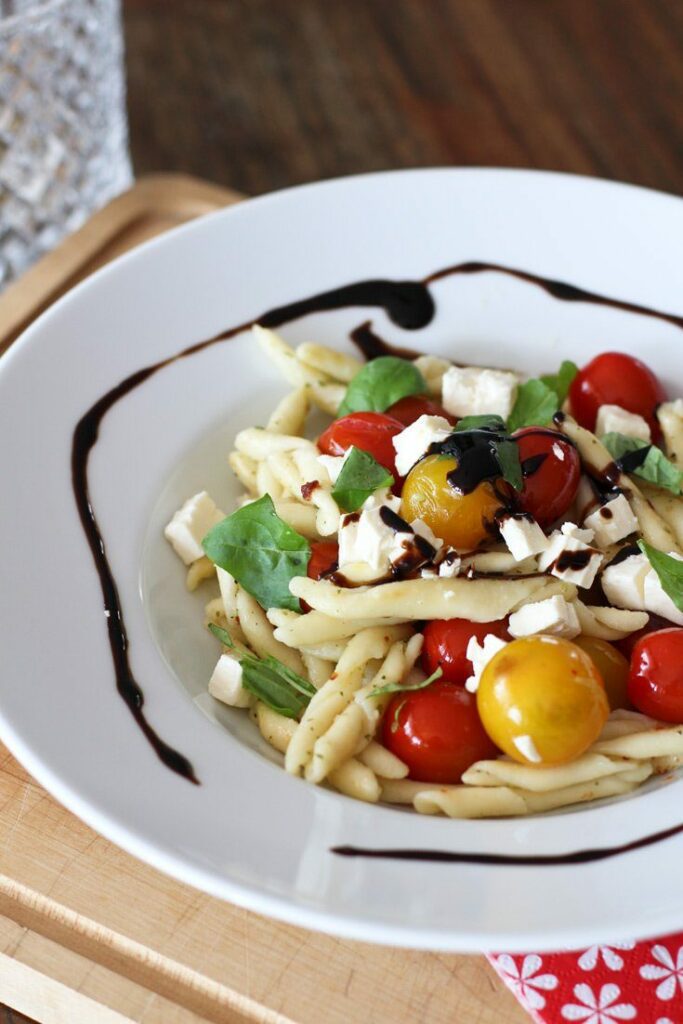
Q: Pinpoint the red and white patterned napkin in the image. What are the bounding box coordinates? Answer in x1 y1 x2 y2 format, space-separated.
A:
488 933 683 1023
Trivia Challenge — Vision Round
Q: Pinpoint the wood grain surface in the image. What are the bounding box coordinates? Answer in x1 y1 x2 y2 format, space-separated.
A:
123 0 683 197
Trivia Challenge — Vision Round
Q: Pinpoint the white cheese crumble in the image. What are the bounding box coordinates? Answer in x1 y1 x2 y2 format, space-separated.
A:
441 365 519 420
464 634 508 693
392 414 452 476
601 550 683 625
317 447 353 484
164 491 226 565
499 514 548 562
208 653 252 708
596 404 651 442
338 493 442 576
508 595 581 639
537 522 603 588
438 550 461 578
584 493 638 547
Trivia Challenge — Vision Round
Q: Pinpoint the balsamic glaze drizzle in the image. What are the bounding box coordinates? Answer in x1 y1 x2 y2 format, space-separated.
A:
72 257 683 865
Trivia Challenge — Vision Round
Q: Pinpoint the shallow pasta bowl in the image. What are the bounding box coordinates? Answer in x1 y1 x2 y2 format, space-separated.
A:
1 168 683 952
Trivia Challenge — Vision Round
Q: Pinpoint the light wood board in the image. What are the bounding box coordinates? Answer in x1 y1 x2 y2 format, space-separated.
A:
0 174 527 1024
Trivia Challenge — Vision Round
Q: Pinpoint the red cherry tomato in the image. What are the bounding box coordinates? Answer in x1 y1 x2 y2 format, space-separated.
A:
307 541 339 580
317 411 404 477
628 628 683 722
421 617 511 685
569 352 666 436
513 427 581 529
386 395 456 427
383 681 499 783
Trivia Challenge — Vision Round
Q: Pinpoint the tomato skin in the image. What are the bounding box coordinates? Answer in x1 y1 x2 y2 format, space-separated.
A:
421 618 510 685
513 427 581 529
573 636 631 711
383 681 499 783
628 628 683 722
568 352 666 436
307 541 339 580
317 412 404 477
387 395 456 427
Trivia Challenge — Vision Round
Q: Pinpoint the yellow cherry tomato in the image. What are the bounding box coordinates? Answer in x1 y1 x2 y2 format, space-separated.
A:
573 636 631 711
400 453 506 550
476 636 609 765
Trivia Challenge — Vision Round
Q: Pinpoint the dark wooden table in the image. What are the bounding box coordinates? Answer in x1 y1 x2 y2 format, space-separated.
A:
123 0 683 197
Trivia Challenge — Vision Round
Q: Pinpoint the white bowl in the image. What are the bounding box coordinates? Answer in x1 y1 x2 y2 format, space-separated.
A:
1 169 683 952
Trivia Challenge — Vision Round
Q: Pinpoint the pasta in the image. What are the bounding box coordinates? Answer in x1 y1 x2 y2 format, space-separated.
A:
165 332 683 820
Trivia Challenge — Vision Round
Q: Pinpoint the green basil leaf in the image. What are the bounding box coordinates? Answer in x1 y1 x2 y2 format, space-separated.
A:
338 356 426 416
367 666 443 699
638 540 683 613
331 447 394 512
208 622 235 648
240 655 316 719
493 438 523 491
540 360 579 406
202 494 310 612
601 433 683 495
455 414 506 433
507 378 559 431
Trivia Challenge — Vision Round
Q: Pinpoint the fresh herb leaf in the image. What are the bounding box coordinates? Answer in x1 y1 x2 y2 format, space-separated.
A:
602 433 683 494
540 360 579 406
338 356 426 416
331 446 394 512
208 622 235 648
367 666 443 699
493 438 523 491
638 540 683 613
455 414 506 433
202 494 310 612
507 378 559 431
240 654 316 719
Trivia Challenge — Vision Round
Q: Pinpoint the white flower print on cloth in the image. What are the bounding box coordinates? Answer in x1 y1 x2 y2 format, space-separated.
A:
640 945 683 1001
578 944 637 973
495 954 558 1011
561 983 636 1022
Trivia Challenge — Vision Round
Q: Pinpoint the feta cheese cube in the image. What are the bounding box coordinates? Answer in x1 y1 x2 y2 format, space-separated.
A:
601 553 650 610
441 366 518 419
643 552 683 625
438 550 461 578
392 415 453 476
596 404 651 442
464 634 508 693
508 595 581 639
410 517 443 551
499 514 549 561
208 653 252 708
538 526 603 588
164 491 226 565
584 494 638 547
561 521 595 544
338 505 398 572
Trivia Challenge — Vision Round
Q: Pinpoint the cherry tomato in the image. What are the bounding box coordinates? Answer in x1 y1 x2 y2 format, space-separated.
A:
513 427 581 529
477 636 609 765
616 613 671 660
422 618 510 685
387 394 456 427
401 452 508 549
317 411 404 477
569 352 666 436
628 628 683 722
383 680 499 783
307 541 339 580
573 636 630 711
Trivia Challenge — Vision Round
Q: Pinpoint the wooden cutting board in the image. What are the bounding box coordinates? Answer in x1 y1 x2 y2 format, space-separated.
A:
0 174 527 1024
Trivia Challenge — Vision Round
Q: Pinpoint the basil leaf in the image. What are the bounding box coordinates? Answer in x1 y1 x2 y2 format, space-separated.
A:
331 447 394 512
455 414 506 433
507 378 559 431
540 360 579 406
602 433 683 494
208 622 235 648
202 494 310 612
493 438 523 491
367 666 443 699
338 356 426 416
638 540 683 613
241 655 316 719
